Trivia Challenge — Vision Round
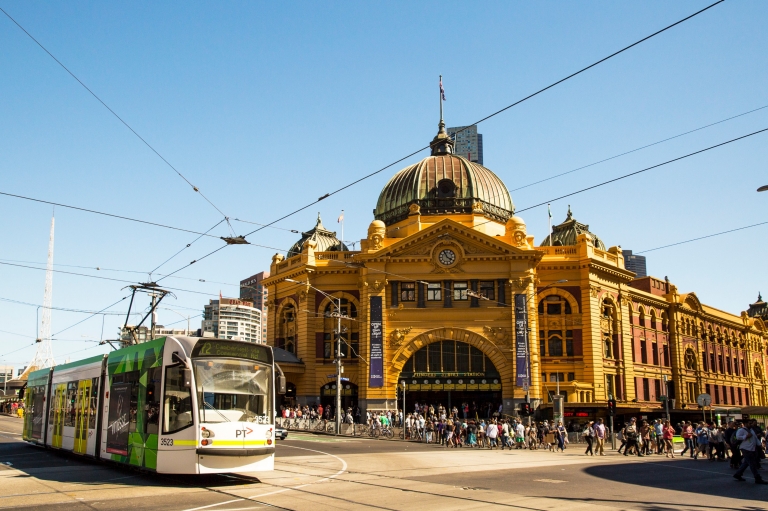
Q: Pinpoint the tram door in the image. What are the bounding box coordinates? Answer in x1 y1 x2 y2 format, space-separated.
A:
51 384 66 448
74 379 92 454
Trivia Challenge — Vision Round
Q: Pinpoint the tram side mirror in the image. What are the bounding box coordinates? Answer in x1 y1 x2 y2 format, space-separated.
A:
18 388 25 400
172 352 186 366
278 376 286 395
182 368 192 388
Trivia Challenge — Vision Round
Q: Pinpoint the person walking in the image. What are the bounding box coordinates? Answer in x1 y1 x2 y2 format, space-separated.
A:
583 421 595 456
623 418 642 457
594 418 606 456
556 421 567 452
662 420 675 458
487 420 499 450
733 420 768 484
680 421 694 457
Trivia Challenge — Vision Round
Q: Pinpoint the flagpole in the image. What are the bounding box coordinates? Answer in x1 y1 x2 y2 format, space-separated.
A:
341 210 344 248
439 74 443 121
548 203 553 246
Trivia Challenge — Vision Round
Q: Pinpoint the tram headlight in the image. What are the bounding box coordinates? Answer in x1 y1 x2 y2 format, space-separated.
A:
201 427 214 438
201 439 213 446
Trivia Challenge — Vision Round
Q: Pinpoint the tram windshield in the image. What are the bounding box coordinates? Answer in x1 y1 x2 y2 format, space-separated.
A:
193 358 272 424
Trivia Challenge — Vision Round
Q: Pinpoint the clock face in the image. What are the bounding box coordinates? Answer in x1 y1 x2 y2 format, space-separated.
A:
438 249 456 266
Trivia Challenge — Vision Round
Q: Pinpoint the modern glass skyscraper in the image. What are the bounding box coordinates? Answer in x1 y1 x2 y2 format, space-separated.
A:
447 125 483 165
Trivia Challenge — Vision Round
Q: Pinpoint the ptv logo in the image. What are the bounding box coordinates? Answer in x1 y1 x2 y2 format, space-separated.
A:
235 427 253 438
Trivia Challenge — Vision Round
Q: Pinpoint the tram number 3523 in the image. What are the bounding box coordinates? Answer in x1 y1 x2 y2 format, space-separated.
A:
160 438 174 447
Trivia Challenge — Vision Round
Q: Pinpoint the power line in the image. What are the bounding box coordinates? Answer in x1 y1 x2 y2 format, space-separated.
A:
637 220 768 254
52 296 129 337
510 103 768 192
0 261 218 297
150 219 226 275
239 0 725 240
0 296 133 315
0 190 222 238
0 6 229 220
515 127 768 215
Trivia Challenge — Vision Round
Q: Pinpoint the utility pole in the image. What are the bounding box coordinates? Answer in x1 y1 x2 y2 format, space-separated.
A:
663 375 670 422
150 292 158 340
336 296 342 436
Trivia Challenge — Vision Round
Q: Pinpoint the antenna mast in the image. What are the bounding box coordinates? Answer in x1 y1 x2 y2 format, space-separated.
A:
28 214 56 374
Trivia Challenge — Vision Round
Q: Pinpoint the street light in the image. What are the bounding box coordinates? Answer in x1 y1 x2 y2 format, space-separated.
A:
286 278 345 435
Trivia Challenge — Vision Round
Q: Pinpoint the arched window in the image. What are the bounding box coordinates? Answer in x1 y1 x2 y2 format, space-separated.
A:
537 294 576 357
684 349 696 370
755 363 765 381
661 311 669 332
650 310 657 330
639 309 646 328
322 298 359 360
279 303 296 354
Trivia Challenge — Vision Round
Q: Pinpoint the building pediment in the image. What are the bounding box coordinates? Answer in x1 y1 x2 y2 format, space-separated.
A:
362 219 539 262
680 292 703 312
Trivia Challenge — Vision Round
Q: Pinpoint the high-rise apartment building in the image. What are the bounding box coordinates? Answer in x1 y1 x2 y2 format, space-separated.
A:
241 271 269 342
622 250 647 278
447 125 483 165
202 297 262 343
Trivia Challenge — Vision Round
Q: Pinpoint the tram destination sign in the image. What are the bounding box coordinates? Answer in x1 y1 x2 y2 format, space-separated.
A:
514 294 529 387
193 340 272 363
369 295 384 387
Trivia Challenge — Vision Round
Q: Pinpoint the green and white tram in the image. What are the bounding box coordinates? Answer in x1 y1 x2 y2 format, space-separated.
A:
22 336 285 474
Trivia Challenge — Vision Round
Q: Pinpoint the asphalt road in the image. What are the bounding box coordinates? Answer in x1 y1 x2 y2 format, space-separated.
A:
0 415 765 511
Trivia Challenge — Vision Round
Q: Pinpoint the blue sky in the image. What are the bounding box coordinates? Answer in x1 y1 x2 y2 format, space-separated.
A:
1 1 766 370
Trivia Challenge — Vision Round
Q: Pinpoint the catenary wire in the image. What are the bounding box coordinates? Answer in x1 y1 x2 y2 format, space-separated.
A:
51 296 130 337
149 218 226 275
0 190 223 238
238 1 724 241
510 103 768 192
0 7 229 221
0 296 132 315
636 220 768 254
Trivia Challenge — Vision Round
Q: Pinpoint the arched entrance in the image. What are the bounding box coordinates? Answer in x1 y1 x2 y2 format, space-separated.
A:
398 339 502 419
320 382 358 414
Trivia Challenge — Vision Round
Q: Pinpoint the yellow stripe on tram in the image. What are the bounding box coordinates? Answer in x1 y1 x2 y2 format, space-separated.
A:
172 440 197 446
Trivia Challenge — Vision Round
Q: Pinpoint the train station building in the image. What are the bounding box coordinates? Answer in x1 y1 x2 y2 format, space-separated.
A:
262 116 768 421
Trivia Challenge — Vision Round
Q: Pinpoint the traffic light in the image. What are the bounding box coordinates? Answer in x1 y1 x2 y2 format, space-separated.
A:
607 398 616 416
519 402 531 417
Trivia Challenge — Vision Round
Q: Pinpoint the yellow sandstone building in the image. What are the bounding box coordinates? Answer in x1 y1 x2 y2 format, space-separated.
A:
262 117 768 421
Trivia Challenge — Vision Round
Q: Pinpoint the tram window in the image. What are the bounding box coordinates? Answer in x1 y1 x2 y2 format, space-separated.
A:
89 378 99 429
65 382 77 427
145 367 161 434
163 365 193 434
124 371 140 434
193 358 272 423
427 282 442 301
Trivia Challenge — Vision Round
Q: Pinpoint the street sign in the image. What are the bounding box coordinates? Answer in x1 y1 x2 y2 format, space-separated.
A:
340 377 349 381
327 374 337 379
696 393 711 407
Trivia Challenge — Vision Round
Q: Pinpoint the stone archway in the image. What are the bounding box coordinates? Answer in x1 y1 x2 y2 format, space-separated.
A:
391 327 513 396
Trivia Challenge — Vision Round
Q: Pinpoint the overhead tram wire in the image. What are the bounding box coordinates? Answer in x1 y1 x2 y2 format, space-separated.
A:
636 220 768 254
51 296 131 338
238 2 725 243
510 103 768 192
0 296 131 316
0 190 223 238
149 218 226 276
0 261 220 297
0 7 229 222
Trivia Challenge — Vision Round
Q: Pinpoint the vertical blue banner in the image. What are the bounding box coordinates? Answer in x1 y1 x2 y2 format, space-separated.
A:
369 295 384 387
514 294 529 387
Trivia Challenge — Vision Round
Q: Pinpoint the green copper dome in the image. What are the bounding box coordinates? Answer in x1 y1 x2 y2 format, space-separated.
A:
374 120 514 226
287 214 348 256
541 206 606 250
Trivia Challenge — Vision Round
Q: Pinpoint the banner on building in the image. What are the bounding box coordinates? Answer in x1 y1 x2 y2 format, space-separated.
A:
369 295 384 387
514 294 529 388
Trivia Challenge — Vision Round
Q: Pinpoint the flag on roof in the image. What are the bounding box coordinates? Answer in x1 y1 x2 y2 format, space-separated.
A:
338 211 344 223
439 77 446 101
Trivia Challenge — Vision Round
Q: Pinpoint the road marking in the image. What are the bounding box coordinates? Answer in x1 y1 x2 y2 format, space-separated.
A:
180 445 348 511
533 479 566 483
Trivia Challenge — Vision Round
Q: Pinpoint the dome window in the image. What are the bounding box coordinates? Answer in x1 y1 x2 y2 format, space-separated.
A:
436 179 456 198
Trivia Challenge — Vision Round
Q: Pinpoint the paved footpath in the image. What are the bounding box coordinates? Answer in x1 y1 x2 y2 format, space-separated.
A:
0 415 764 511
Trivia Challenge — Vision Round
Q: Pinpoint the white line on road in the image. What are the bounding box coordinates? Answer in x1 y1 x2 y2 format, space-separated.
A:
180 445 348 511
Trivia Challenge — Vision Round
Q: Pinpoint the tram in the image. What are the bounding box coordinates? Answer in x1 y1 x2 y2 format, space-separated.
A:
22 336 286 474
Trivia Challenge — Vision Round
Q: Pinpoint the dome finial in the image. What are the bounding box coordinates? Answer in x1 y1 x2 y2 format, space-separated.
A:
566 205 573 220
430 75 454 156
